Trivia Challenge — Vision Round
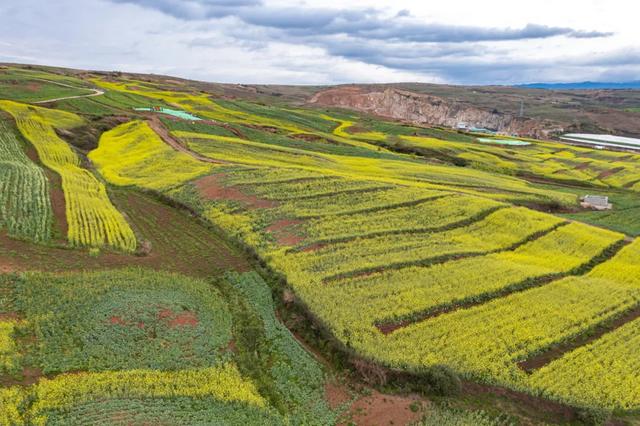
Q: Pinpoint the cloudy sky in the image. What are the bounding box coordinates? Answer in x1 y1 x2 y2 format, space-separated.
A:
1 0 638 85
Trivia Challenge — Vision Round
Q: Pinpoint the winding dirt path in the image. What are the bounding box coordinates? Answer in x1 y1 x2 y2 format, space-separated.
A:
32 79 104 104
147 116 231 165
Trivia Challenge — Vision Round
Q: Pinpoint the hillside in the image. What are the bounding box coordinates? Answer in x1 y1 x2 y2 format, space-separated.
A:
1 63 640 425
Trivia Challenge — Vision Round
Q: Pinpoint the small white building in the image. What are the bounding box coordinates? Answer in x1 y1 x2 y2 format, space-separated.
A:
580 195 612 210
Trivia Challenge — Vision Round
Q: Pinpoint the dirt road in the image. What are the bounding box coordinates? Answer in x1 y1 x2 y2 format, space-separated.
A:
33 79 104 104
147 116 230 165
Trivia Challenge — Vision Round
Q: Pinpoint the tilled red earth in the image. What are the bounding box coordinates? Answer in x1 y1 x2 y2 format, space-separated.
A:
265 218 305 246
340 389 423 426
195 173 277 209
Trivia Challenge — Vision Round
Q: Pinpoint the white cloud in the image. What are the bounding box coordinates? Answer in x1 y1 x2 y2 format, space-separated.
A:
0 0 637 84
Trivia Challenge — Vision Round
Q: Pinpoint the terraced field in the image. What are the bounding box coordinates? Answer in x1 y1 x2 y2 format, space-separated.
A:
87 87 640 412
0 101 136 252
1 269 336 425
2 65 640 424
0 119 51 242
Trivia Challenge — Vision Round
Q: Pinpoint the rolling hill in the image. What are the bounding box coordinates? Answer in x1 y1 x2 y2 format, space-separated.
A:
1 63 640 425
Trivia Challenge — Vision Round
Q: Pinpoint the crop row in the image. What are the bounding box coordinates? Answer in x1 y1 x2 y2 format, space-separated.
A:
400 135 640 191
274 207 563 283
1 364 269 425
184 162 640 409
174 130 574 207
218 165 449 219
303 193 500 243
0 320 18 373
225 272 337 424
365 239 640 401
0 120 52 242
306 223 623 338
0 101 136 252
530 316 640 409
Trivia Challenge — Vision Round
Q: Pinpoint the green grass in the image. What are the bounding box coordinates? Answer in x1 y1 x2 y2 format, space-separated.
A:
13 268 234 373
0 68 92 103
225 272 338 424
0 118 52 242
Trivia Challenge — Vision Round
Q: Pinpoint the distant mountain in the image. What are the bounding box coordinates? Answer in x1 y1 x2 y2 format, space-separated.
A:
517 81 640 90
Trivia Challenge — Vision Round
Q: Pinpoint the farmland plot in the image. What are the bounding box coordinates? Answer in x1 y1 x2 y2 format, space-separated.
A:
0 268 337 425
368 239 640 404
309 223 624 335
80 80 640 412
0 101 136 252
90 120 214 191
0 120 52 242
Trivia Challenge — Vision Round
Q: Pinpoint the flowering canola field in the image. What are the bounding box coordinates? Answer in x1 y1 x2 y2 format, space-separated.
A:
0 101 136 252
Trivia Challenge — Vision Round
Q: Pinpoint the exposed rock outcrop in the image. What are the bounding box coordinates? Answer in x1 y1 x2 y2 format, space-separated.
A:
309 87 564 139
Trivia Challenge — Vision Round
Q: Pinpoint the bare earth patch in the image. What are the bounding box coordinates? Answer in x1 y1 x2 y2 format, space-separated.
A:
195 173 277 208
168 310 199 328
597 166 625 179
325 382 352 410
340 390 423 426
266 218 305 246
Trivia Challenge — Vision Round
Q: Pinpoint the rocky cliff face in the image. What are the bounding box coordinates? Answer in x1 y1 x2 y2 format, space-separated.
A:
309 87 564 139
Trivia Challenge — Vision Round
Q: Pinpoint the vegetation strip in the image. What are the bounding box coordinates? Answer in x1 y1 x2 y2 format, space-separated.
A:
518 300 640 373
268 185 394 202
233 176 332 187
0 101 137 252
320 194 448 218
293 205 506 252
322 222 569 283
377 238 629 335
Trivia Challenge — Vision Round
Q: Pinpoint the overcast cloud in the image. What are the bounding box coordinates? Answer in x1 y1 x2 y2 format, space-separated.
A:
0 0 637 85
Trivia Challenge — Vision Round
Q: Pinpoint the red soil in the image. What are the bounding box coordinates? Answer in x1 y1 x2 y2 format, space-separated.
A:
224 339 238 354
1 367 44 387
168 311 199 328
157 308 199 328
198 120 246 138
341 390 423 426
0 258 16 273
109 315 126 326
597 166 625 179
0 190 250 277
265 218 305 246
0 312 20 321
157 308 173 320
325 382 352 410
574 162 591 171
291 133 325 142
195 174 277 209
47 171 68 240
26 83 41 92
20 367 44 386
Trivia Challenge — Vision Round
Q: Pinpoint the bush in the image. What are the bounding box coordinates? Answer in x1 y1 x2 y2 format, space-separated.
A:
576 408 611 426
424 365 461 396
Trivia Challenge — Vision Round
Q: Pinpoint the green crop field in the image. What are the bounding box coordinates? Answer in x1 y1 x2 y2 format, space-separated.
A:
2 65 640 425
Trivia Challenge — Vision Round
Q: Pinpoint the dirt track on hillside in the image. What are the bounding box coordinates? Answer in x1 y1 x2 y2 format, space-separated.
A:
147 116 230 165
32 79 104 104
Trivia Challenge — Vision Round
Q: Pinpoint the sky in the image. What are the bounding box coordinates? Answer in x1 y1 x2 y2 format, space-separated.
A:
1 0 638 85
